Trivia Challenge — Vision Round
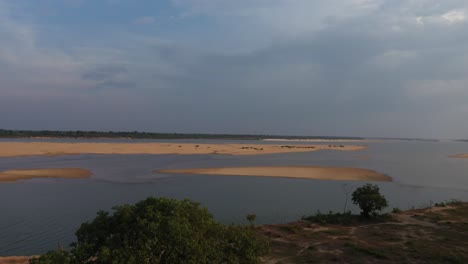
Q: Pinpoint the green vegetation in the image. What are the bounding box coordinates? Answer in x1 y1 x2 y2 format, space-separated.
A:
30 250 73 264
302 184 391 224
30 197 269 264
24 184 468 264
302 210 393 226
352 184 388 217
0 128 363 140
246 214 257 226
434 199 463 207
302 211 354 225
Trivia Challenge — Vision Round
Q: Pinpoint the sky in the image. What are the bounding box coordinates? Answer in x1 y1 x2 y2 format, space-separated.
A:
0 0 467 139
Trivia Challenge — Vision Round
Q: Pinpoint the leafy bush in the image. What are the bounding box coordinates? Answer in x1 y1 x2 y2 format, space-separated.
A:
435 199 463 207
30 249 73 264
352 184 388 217
30 197 269 264
302 210 354 225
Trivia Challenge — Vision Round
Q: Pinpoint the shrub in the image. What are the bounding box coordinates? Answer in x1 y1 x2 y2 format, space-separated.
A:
29 249 73 264
302 210 353 225
30 197 269 264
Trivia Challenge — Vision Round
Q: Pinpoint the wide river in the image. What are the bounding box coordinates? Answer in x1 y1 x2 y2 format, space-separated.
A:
1 139 468 255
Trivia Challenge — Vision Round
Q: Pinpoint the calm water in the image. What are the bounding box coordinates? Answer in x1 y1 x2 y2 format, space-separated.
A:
1 140 468 255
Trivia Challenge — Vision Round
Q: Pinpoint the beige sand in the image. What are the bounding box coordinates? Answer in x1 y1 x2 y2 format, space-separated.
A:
0 142 367 157
0 257 32 264
450 154 468 158
157 166 391 182
262 138 378 143
0 168 92 183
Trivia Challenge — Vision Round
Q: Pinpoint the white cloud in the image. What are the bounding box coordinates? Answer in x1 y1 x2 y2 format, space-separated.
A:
441 9 466 24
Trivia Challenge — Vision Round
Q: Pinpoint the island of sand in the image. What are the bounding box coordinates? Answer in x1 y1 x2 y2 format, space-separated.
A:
156 166 391 182
262 138 379 143
0 168 92 183
0 142 367 157
449 154 468 158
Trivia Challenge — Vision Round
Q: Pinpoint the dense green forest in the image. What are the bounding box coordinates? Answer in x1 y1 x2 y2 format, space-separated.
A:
0 129 363 140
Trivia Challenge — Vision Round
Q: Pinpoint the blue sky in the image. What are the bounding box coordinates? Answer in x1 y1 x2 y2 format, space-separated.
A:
1 0 468 138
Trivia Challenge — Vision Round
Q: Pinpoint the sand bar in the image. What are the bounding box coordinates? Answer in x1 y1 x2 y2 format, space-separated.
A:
0 257 32 264
450 154 468 158
0 142 367 157
157 166 391 182
0 257 33 264
0 168 92 183
263 138 379 143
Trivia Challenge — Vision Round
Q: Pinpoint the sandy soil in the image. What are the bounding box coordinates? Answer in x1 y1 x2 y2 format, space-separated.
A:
0 168 92 182
450 154 468 158
157 166 391 182
0 142 367 157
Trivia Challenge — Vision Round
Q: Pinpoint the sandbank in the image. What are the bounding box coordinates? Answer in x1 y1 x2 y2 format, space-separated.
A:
157 166 391 182
0 142 367 157
0 168 92 183
0 257 32 264
450 154 468 158
262 138 379 143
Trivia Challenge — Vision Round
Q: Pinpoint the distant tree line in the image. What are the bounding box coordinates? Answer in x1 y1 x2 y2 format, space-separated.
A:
0 129 363 140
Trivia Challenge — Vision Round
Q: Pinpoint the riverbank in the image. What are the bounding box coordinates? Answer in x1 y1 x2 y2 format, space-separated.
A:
0 142 367 157
261 202 468 263
157 166 391 182
3 202 467 263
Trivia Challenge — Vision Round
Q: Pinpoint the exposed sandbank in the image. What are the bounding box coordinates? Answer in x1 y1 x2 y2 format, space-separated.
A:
157 166 391 182
0 256 32 264
0 168 92 183
0 142 367 157
450 154 468 158
262 138 379 143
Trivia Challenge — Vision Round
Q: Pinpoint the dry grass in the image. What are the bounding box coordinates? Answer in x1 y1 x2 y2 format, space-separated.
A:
260 203 468 263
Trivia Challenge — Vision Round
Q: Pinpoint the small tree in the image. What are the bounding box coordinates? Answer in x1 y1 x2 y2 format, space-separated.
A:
246 214 257 226
351 184 388 217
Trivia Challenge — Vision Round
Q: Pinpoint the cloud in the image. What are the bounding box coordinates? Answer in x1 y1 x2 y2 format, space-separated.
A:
82 65 128 81
1 0 468 137
442 9 466 24
0 0 89 95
